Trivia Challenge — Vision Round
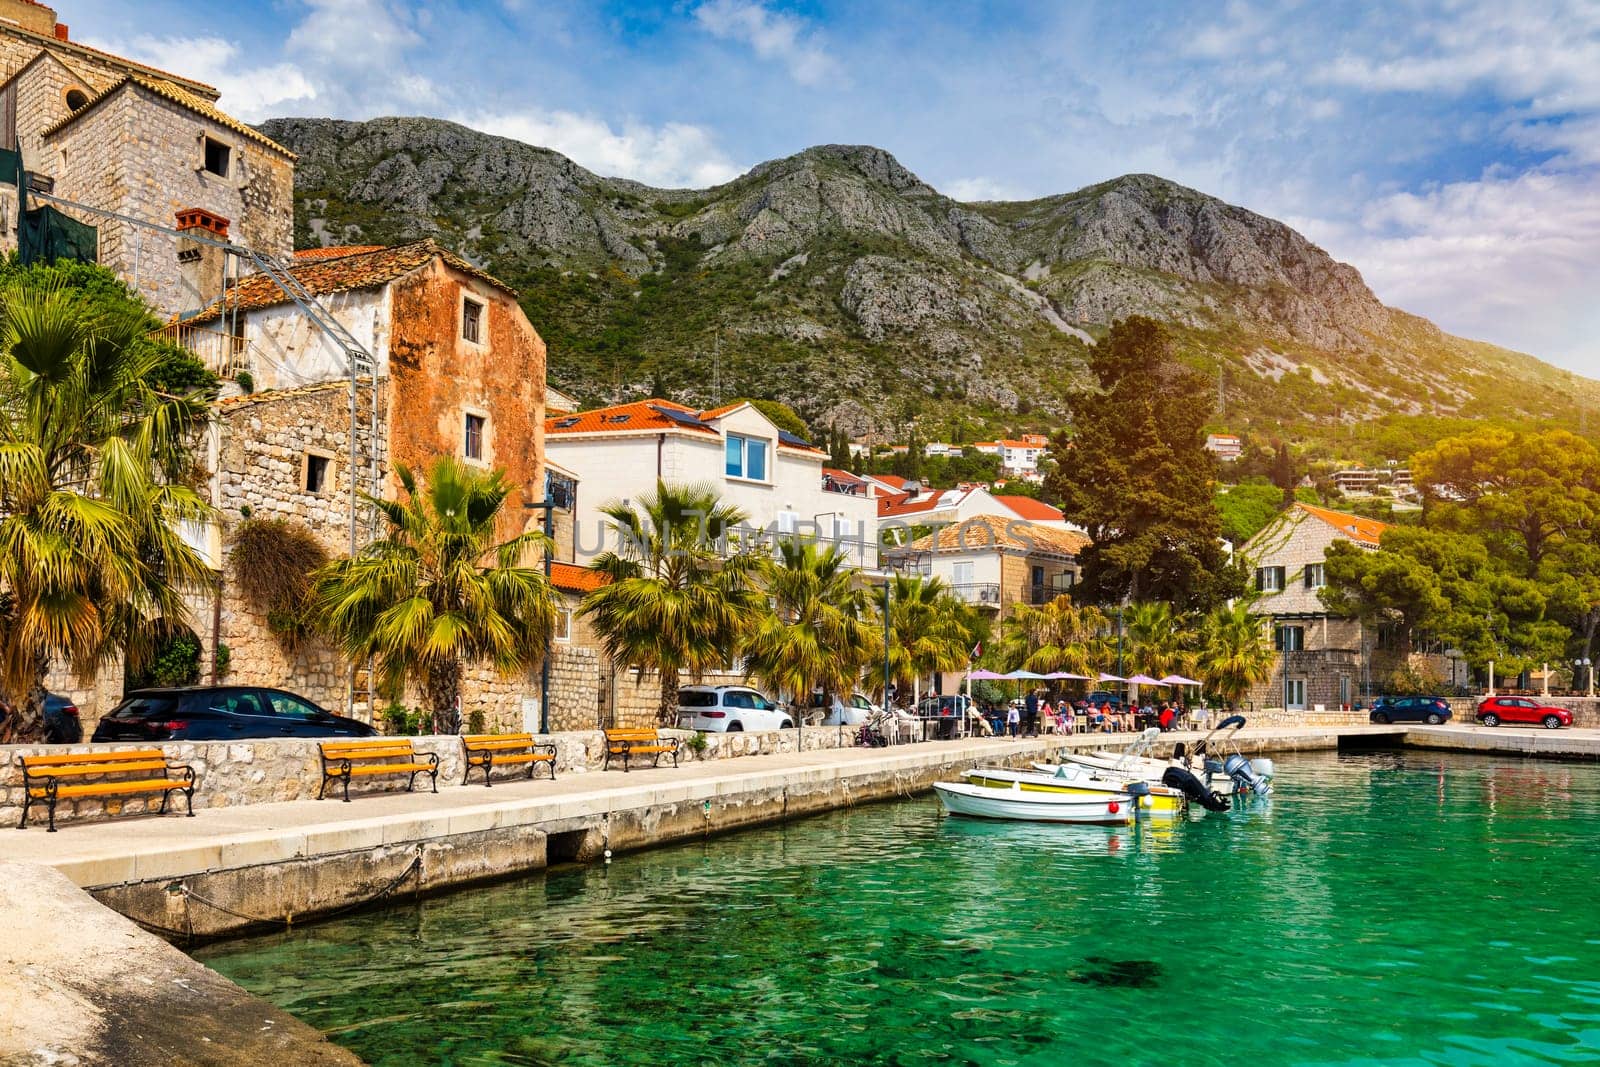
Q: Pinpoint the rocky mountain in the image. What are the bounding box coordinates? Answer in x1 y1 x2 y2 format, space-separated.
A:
259 116 1599 451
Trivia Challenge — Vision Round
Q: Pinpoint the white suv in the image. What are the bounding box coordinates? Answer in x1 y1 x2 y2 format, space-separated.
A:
677 685 794 732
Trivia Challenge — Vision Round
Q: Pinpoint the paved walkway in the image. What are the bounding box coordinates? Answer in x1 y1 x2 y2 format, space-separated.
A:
15 722 1592 890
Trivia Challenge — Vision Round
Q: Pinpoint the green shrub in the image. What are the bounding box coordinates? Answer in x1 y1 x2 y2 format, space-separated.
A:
685 731 709 755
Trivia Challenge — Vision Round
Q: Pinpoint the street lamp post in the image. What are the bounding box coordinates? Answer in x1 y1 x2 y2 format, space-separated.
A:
523 498 557 734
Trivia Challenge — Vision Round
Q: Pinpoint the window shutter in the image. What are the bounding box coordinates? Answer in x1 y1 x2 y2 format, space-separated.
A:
1255 568 1265 592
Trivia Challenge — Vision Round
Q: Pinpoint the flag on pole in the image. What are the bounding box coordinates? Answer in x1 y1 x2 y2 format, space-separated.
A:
970 640 982 661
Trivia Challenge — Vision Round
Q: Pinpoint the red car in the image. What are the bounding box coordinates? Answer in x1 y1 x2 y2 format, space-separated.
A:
1475 696 1573 730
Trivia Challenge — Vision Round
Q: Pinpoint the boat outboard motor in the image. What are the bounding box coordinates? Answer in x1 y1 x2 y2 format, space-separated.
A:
1224 753 1271 797
1161 767 1229 812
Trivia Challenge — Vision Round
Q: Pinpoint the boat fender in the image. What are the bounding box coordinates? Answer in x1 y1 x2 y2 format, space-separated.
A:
1161 766 1230 813
1107 801 1120 814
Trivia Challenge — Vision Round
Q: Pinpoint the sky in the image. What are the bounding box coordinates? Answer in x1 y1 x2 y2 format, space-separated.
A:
67 0 1600 375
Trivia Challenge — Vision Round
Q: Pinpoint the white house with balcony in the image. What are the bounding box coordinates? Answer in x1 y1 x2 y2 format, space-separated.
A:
884 515 1086 616
544 399 879 566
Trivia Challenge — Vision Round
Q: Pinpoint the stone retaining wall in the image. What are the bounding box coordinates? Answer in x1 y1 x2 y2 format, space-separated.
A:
0 724 867 829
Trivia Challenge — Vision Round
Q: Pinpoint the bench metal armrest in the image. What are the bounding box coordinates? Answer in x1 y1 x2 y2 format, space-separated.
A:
166 762 197 787
533 742 558 758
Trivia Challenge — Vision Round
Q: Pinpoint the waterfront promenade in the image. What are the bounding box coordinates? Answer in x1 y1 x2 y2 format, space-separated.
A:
13 720 1597 939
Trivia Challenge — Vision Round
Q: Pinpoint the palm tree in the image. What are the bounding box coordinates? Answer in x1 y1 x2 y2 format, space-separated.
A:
1124 600 1197 678
1195 601 1274 709
744 540 880 710
883 574 973 705
312 457 557 733
581 481 760 724
0 275 214 738
998 594 1111 676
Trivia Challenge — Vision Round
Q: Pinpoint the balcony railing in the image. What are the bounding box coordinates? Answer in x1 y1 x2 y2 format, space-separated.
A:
1029 584 1073 605
821 474 865 495
157 320 250 379
952 583 1002 607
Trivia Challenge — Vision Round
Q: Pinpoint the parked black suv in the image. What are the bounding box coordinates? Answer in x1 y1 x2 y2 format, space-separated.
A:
91 686 377 742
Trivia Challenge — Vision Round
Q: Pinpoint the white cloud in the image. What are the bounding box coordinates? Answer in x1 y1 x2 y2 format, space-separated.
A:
283 0 438 112
1295 168 1600 371
462 110 744 188
945 176 1026 202
693 0 843 87
82 34 315 121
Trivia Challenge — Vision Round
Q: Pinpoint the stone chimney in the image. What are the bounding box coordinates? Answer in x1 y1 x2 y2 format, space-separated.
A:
175 208 229 316
0 0 62 37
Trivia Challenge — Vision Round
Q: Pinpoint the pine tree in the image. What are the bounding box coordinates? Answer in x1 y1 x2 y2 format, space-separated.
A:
1042 316 1241 610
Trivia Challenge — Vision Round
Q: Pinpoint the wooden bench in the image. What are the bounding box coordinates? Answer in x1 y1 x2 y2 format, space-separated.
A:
461 733 557 786
318 739 439 802
602 727 681 773
18 749 196 832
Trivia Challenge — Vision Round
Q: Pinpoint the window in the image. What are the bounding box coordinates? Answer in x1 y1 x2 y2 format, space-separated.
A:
1304 563 1326 589
1284 679 1306 710
464 413 486 460
1275 625 1305 652
725 691 755 709
462 296 483 343
725 434 768 480
776 510 799 535
953 561 975 586
304 453 330 494
554 606 572 643
202 137 230 178
1256 566 1286 592
64 87 88 111
264 691 325 720
679 690 718 708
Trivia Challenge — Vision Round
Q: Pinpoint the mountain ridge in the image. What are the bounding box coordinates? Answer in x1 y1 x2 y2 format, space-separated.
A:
258 116 1597 453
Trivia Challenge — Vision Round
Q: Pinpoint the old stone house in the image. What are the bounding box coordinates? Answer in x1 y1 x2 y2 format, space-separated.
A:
1240 503 1385 711
0 0 294 317
885 514 1086 615
156 241 555 730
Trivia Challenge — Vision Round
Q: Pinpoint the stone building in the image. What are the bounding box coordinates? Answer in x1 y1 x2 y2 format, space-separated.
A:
0 0 294 317
885 514 1086 615
1240 503 1387 711
158 242 553 731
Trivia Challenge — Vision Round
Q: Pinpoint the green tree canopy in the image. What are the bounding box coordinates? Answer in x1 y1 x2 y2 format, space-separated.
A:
0 273 215 735
743 540 880 706
1216 479 1285 545
1043 316 1238 610
312 458 558 733
581 482 761 723
1195 600 1274 708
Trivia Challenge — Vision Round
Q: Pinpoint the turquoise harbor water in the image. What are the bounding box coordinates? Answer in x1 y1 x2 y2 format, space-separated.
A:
196 750 1600 1066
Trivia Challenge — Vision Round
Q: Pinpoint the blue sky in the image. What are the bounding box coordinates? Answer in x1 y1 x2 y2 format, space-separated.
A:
70 0 1600 375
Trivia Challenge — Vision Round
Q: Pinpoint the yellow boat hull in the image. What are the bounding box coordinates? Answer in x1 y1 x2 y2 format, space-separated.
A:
965 772 1188 817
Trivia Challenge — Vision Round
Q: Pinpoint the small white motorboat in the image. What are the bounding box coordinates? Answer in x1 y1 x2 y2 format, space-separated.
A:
933 779 1134 824
963 764 1190 818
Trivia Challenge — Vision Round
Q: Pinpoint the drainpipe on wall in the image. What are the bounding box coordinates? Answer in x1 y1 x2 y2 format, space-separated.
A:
656 433 665 479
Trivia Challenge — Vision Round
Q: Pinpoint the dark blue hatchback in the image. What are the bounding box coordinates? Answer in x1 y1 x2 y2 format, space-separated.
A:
1369 695 1453 724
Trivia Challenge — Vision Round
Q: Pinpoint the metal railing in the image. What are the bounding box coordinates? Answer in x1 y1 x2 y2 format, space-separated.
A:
1029 584 1073 605
951 582 1002 606
158 320 250 379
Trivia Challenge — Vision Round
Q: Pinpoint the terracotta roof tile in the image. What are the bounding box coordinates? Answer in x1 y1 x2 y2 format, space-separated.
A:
901 514 1089 557
822 467 866 485
42 75 293 157
1295 502 1390 547
551 561 607 594
186 241 517 326
546 398 719 438
293 245 387 262
993 495 1064 522
698 402 745 420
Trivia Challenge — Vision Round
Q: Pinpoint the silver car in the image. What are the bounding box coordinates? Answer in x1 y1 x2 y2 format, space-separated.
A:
676 685 794 732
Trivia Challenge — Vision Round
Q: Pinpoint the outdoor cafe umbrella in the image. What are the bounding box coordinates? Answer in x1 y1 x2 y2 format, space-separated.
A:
1125 674 1163 685
1096 672 1126 683
966 669 1009 680
1005 670 1050 679
1044 672 1090 680
1159 674 1202 686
